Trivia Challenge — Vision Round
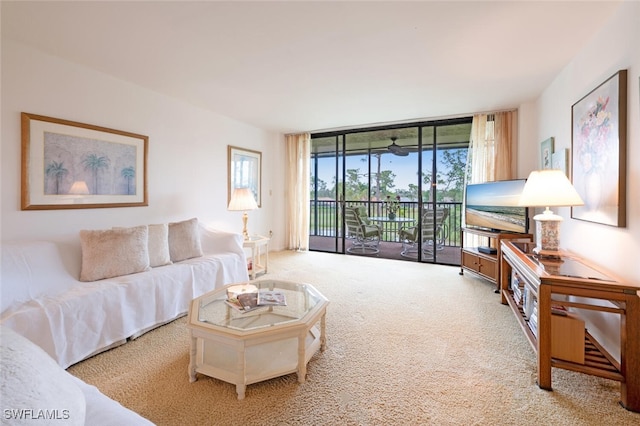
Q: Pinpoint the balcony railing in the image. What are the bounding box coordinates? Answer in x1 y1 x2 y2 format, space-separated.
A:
309 200 463 247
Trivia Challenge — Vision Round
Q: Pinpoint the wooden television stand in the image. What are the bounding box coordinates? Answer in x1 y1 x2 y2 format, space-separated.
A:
459 227 532 291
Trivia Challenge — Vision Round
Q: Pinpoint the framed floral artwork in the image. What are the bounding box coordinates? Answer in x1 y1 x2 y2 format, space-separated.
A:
21 113 148 210
571 70 627 227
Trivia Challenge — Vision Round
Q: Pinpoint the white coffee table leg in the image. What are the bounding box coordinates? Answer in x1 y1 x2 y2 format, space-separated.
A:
236 344 247 400
297 333 306 383
236 384 246 400
188 335 197 382
320 313 327 351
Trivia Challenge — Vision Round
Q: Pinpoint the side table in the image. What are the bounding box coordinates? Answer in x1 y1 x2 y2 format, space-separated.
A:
243 235 269 279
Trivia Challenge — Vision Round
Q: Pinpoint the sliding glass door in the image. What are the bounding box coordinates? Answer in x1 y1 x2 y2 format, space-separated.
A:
310 118 471 266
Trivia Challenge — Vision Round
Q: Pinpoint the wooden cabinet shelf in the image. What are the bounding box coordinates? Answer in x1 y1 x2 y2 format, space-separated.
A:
500 241 640 412
502 288 622 381
459 227 532 290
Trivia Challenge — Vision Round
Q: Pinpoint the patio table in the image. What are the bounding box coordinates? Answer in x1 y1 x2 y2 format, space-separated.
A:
369 216 415 242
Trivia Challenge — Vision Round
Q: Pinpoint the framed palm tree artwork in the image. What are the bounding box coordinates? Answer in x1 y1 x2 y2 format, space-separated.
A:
21 112 148 210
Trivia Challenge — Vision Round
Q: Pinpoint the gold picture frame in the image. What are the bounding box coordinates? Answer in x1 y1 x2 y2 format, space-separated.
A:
21 113 148 210
227 145 262 207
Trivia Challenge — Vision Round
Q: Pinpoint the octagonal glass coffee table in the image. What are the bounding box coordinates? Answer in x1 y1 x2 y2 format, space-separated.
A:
187 279 329 400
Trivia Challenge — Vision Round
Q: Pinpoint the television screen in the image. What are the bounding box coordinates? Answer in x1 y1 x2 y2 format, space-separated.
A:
464 179 529 233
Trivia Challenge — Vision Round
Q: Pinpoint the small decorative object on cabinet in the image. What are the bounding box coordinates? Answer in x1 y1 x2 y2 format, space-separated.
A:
459 227 532 291
500 241 640 413
243 235 269 279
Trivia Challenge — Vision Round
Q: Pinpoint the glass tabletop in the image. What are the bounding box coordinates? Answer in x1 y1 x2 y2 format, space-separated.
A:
512 242 614 282
195 280 326 331
369 216 415 223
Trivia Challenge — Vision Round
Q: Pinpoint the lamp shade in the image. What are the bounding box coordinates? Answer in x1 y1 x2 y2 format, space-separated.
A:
228 188 258 211
518 170 584 208
68 181 90 195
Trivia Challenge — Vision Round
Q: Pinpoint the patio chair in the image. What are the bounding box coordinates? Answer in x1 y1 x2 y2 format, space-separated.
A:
344 206 382 254
399 208 449 259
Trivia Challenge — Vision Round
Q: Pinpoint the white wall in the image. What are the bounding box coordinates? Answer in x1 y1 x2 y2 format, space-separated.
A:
524 0 639 359
1 40 286 250
531 0 639 282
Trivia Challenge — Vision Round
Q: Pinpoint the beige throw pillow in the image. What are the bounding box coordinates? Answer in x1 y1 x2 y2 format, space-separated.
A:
168 218 203 262
148 223 172 267
80 225 150 282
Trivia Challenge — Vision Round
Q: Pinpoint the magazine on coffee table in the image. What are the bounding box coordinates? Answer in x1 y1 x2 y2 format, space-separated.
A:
226 292 261 312
257 290 287 306
237 292 260 311
225 298 246 312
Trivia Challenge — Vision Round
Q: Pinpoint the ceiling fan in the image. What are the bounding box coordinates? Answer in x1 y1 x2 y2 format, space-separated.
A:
387 137 409 156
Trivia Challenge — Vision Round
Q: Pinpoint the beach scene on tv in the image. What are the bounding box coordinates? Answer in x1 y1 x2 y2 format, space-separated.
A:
465 180 528 233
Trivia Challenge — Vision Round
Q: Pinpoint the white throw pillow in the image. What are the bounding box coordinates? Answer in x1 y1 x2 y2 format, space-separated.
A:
148 223 172 267
168 218 203 262
0 327 86 425
80 225 150 282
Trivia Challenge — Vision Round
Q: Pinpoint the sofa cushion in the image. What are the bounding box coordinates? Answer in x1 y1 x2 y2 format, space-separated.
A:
1 241 76 313
148 223 172 267
80 225 150 282
0 327 86 425
168 218 203 262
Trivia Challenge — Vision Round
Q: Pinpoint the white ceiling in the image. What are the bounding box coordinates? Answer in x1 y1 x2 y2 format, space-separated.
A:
2 1 622 134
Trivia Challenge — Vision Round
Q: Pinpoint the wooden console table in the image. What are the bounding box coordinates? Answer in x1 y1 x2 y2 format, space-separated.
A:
500 241 640 412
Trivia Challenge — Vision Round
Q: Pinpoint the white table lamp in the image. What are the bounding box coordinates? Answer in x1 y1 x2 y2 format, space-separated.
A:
68 181 90 195
518 170 584 257
228 187 258 240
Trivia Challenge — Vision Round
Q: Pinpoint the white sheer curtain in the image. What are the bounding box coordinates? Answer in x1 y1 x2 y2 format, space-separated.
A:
285 133 311 251
466 110 517 185
464 111 517 245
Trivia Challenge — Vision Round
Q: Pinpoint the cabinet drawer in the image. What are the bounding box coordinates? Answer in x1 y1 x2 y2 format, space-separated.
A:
478 257 496 279
462 251 480 271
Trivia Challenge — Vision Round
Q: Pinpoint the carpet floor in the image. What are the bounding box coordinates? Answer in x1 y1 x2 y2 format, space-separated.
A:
68 251 640 425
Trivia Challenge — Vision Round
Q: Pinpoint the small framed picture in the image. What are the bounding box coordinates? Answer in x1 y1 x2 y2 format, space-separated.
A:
540 137 554 170
552 148 569 176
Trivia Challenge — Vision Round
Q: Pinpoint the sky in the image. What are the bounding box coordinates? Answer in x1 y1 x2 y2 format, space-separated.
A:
315 150 450 194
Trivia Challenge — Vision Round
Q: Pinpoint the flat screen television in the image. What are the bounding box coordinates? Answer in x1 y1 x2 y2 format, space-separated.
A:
464 179 529 234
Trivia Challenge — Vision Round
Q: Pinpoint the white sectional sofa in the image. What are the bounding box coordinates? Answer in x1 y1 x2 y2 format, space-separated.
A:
0 219 249 369
1 326 154 425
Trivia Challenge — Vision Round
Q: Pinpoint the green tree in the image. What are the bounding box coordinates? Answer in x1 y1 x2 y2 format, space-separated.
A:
82 154 110 194
121 166 135 195
422 148 467 202
345 169 367 200
376 169 397 199
398 186 418 201
437 149 467 201
45 161 68 195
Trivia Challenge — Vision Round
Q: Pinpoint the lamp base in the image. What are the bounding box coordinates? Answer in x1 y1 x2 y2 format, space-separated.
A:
532 247 563 259
533 207 563 254
242 211 250 240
